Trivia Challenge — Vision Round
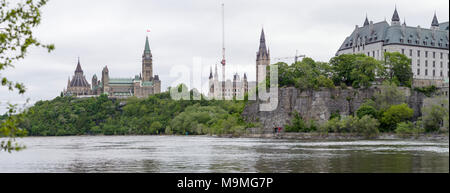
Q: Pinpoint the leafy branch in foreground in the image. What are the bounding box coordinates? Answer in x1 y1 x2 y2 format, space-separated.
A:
1 103 27 152
1 0 54 94
1 0 53 152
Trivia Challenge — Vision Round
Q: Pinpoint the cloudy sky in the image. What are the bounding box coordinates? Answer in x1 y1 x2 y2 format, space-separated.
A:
0 0 449 113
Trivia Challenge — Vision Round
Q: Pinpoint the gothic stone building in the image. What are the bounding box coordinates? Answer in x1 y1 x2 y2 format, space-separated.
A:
336 8 449 87
64 59 92 96
208 29 269 99
64 36 161 98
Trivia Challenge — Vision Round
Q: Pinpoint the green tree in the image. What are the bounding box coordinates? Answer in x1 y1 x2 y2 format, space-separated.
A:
285 112 308 132
1 0 54 152
421 98 449 132
356 104 378 119
380 103 414 132
383 52 413 87
330 54 383 88
353 115 380 138
374 81 406 110
395 121 424 136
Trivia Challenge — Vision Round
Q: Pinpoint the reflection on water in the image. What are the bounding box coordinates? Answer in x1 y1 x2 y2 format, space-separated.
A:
0 136 448 173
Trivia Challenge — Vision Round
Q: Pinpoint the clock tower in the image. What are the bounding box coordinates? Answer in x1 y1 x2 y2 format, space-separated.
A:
142 36 153 81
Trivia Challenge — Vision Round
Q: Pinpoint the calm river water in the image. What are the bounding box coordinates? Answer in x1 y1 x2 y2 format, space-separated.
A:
0 136 448 173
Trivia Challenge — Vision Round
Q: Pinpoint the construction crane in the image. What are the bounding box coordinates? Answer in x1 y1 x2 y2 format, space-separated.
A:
220 3 226 83
272 50 306 63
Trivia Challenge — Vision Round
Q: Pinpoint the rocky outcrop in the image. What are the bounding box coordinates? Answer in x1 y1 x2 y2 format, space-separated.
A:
242 87 426 129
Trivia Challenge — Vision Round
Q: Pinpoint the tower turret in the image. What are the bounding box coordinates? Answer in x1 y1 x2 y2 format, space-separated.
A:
256 28 270 84
391 7 401 26
102 66 109 87
363 15 369 27
431 12 439 30
142 36 153 82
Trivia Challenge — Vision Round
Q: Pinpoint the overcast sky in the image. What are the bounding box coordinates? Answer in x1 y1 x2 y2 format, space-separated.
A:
0 0 449 113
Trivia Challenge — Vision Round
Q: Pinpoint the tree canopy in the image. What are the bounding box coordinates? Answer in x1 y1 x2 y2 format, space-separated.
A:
1 0 53 152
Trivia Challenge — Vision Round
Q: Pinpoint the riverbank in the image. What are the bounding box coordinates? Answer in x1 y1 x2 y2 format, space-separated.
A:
230 132 449 141
15 132 449 141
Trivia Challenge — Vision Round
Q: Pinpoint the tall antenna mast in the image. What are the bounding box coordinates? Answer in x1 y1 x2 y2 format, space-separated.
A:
221 3 226 83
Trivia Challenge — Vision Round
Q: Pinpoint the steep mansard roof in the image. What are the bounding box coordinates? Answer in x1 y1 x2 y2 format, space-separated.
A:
440 22 449 31
70 74 90 88
69 60 90 88
338 20 450 52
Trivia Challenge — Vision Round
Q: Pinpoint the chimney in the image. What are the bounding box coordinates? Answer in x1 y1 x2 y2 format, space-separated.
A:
369 21 374 34
401 22 406 37
416 26 421 39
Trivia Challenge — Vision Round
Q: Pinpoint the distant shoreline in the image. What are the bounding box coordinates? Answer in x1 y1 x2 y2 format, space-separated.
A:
237 132 449 141
16 133 449 141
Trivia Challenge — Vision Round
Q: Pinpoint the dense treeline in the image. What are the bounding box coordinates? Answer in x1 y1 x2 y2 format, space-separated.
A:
18 91 254 136
274 52 412 90
3 52 447 138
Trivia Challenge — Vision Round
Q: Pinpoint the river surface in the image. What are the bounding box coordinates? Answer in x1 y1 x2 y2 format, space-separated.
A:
0 136 448 173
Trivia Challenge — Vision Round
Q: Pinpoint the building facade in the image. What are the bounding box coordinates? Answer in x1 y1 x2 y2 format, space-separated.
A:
208 29 269 99
336 8 449 87
64 36 161 98
64 59 92 96
208 64 251 99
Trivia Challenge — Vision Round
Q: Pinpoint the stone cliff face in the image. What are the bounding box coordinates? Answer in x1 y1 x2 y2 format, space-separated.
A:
242 87 426 129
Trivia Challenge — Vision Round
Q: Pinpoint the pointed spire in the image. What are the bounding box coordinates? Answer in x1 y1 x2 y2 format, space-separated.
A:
403 17 406 25
392 6 400 22
75 57 83 73
144 36 151 54
257 28 269 59
364 14 369 26
260 28 266 43
209 66 213 79
431 12 439 27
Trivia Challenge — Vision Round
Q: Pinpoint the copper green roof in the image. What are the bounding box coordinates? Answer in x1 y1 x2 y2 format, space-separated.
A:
144 36 151 54
142 81 153 86
109 78 134 85
113 92 133 96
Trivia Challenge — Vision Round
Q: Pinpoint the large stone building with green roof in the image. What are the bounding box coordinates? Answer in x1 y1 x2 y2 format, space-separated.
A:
336 7 449 87
64 36 161 98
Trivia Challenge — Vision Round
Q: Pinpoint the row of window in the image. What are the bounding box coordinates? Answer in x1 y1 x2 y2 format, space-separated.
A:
416 60 449 68
416 69 449 77
399 38 448 48
402 49 449 59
